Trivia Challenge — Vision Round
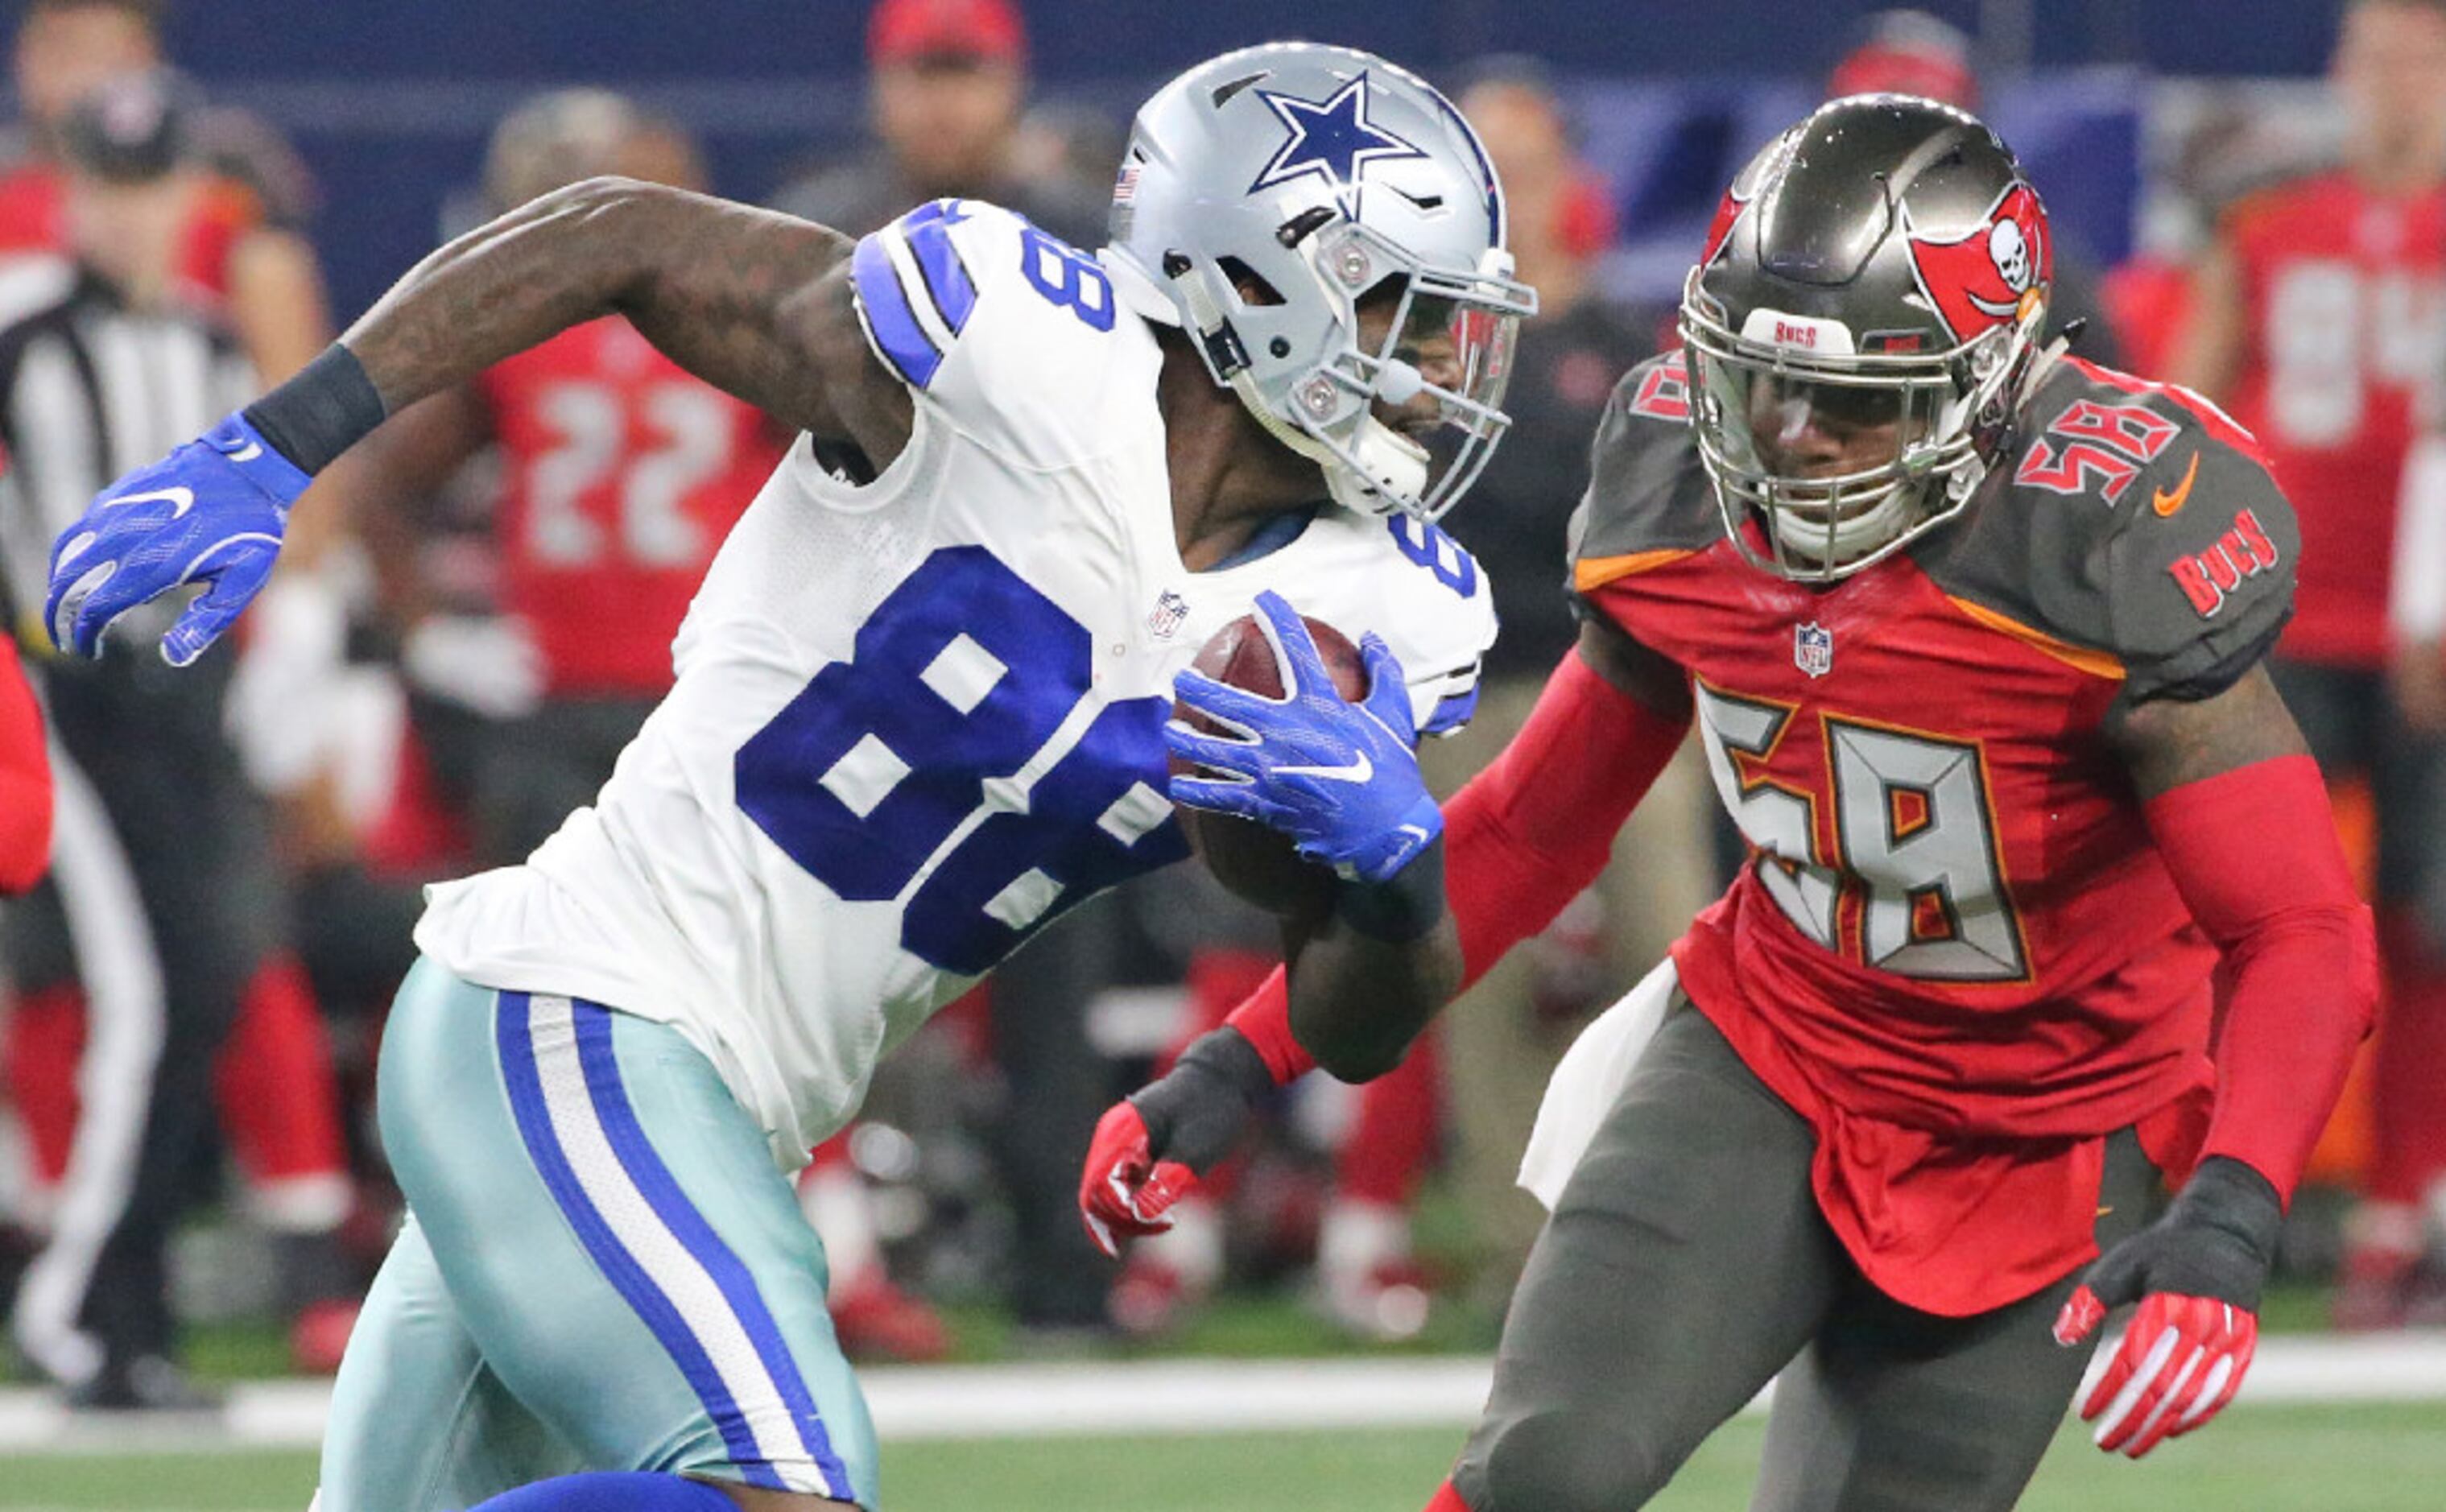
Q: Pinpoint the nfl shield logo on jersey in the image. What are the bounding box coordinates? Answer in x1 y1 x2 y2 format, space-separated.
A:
1794 622 1833 678
1147 589 1191 639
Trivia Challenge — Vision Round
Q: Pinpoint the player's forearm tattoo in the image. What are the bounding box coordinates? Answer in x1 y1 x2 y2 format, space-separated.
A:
342 179 861 436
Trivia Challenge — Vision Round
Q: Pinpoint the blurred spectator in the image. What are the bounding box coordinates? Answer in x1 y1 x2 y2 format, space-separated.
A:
770 0 1105 246
0 71 341 1407
0 1 328 390
2171 0 2446 1328
349 89 787 868
1824 8 2122 367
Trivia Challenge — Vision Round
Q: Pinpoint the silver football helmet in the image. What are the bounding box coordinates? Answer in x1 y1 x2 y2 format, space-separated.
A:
1102 43 1537 522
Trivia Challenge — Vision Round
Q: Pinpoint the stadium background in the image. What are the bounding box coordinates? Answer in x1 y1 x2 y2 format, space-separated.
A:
5 0 2445 1508
141 0 2349 322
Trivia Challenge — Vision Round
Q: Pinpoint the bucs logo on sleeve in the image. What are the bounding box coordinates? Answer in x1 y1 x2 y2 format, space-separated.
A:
2167 508 2283 618
1903 181 2051 342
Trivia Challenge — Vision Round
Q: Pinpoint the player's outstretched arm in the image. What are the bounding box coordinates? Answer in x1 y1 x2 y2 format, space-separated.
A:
46 178 907 663
345 178 906 449
2056 667 2379 1457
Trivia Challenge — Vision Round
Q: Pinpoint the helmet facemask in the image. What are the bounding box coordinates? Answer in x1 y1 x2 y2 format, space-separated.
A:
1275 219 1530 522
1167 213 1532 523
1680 270 2041 583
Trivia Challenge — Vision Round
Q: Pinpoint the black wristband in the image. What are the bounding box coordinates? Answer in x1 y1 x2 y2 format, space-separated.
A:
1332 836 1448 942
242 343 387 475
1127 1027 1275 1175
1166 1026 1275 1104
2175 1155 2285 1263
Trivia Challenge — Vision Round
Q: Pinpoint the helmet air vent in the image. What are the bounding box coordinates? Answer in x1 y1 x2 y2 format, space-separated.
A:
1210 72 1269 109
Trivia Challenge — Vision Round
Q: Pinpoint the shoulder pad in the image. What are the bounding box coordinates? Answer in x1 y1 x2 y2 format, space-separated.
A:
1568 355 1721 585
1932 358 2295 703
849 199 1151 465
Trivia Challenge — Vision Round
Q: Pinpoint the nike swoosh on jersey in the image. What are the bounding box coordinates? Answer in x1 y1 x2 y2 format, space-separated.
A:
104 485 195 518
2151 452 2200 517
1276 753 1374 783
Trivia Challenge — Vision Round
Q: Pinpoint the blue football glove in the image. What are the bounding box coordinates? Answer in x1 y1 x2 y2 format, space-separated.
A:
1166 590 1441 885
46 411 308 666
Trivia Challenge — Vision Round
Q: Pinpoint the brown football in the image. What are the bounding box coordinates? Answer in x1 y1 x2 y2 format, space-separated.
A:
1171 612 1368 917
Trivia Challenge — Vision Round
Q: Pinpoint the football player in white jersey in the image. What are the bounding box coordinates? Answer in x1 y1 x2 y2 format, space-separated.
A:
41 42 1531 1512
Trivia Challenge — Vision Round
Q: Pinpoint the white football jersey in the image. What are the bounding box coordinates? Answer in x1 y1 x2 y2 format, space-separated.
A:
415 200 1498 1166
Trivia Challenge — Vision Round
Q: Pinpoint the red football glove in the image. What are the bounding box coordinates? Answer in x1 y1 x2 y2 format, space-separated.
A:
2053 1156 2282 1458
1079 1101 1199 1258
1077 1026 1275 1258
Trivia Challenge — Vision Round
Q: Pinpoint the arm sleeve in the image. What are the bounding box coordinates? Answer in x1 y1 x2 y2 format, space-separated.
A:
2143 753 2378 1203
0 638 51 894
1227 645 1691 1083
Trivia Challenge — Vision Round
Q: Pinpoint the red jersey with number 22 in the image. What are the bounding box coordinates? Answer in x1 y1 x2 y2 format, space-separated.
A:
1571 354 2299 1315
480 319 787 696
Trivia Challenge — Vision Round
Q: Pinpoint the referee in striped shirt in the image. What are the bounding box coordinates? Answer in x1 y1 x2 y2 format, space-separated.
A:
0 70 287 1409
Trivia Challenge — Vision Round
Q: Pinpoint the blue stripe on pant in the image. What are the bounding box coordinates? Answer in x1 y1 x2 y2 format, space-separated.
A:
568 1001 849 1489
494 992 849 1498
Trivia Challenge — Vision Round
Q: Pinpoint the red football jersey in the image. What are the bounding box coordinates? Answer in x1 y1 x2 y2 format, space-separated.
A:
1574 355 2299 1313
478 320 786 696
2217 171 2446 667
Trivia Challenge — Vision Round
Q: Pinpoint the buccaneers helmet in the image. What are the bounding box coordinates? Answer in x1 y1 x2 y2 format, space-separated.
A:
1681 94 2053 580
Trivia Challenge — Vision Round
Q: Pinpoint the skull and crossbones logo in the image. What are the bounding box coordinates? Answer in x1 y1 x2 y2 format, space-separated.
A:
1988 219 2032 293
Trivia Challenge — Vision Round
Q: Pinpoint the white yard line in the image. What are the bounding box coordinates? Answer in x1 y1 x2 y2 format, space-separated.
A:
6 1335 2446 1456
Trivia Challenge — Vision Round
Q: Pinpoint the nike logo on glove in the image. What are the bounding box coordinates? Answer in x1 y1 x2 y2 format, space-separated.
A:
215 437 264 462
1276 754 1374 783
103 486 196 518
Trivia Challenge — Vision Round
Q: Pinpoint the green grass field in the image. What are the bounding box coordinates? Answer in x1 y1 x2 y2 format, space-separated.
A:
7 1402 2444 1511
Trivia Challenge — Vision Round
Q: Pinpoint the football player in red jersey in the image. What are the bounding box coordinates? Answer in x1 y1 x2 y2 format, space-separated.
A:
1088 96 2378 1510
349 90 790 862
2172 0 2446 1328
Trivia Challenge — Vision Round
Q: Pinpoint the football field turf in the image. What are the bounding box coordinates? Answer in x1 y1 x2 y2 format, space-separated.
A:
6 1403 2444 1511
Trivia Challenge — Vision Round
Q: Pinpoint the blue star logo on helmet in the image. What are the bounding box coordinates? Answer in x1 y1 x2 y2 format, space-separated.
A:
1247 74 1426 204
